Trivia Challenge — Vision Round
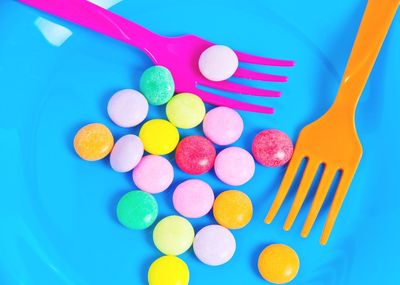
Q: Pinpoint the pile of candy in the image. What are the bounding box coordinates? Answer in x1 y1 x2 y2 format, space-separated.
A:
73 49 298 284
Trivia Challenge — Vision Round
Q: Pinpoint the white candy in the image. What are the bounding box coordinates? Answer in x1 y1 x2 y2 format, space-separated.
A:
110 135 144 172
198 45 239 82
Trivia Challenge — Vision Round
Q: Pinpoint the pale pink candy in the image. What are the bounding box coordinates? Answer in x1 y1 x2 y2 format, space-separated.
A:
214 147 255 186
173 179 214 218
203 107 243 146
107 89 148 127
132 155 174 194
110 135 144 172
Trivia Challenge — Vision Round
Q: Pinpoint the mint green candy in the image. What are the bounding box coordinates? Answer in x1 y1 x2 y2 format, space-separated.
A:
140 66 175 105
116 191 158 230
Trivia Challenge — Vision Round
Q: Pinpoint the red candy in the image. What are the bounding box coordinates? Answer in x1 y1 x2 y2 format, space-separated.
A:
175 136 216 175
252 129 293 167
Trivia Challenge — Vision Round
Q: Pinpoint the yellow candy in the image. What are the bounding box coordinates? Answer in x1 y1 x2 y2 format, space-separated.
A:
73 123 114 161
166 93 206 129
139 119 180 155
148 256 189 285
258 244 300 284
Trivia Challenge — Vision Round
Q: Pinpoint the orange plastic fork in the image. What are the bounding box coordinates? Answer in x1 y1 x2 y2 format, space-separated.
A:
265 0 399 245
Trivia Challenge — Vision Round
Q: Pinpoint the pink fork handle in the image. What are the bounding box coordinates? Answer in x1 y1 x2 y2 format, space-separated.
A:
19 0 159 52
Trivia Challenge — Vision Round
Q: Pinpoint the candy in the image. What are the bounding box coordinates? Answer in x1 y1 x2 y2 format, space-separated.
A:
107 89 148 127
258 244 300 284
166 93 206 129
132 155 174 194
203 107 243 145
116 191 158 230
140 66 175 105
110 135 144 172
153 215 194 255
198 45 239 81
148 256 190 285
213 190 252 229
139 119 180 155
193 225 236 266
175 136 216 175
214 147 255 186
173 179 214 218
73 123 114 161
252 129 293 167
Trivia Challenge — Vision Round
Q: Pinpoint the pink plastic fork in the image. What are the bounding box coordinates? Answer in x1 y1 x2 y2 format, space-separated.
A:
19 0 294 113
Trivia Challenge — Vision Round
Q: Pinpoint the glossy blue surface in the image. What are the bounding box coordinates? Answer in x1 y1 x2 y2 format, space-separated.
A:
1 0 400 284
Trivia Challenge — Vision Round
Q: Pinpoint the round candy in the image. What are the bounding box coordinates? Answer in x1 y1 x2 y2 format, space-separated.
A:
198 45 239 81
213 190 252 229
258 244 300 284
153 215 194 256
107 89 148 127
140 66 175 105
203 107 243 145
148 256 189 285
193 225 236 266
175 136 216 175
139 119 180 155
132 155 174 194
116 191 158 230
110 135 144 172
73 123 114 161
166 93 206 129
252 129 293 167
214 147 255 186
173 179 214 218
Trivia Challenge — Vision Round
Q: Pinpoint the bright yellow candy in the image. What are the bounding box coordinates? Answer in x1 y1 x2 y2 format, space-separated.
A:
258 244 300 284
148 256 189 285
139 119 180 155
166 93 205 129
73 123 114 161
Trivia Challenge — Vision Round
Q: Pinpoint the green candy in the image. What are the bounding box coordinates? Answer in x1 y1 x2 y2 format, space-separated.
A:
116 191 158 230
140 66 175 105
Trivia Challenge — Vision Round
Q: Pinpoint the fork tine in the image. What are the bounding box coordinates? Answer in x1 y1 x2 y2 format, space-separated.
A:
233 68 288 82
320 171 354 245
195 89 275 114
283 160 320 231
199 80 281 97
301 167 337 238
265 152 303 224
235 50 295 67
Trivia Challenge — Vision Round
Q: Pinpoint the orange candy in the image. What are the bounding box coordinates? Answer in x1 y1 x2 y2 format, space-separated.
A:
258 244 299 284
73 123 114 161
213 190 252 229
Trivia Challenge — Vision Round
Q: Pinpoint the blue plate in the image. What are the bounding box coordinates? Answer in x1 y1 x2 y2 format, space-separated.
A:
1 0 400 284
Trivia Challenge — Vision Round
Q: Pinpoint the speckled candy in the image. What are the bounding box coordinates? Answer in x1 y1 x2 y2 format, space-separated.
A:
73 123 114 161
140 66 175 105
203 107 243 145
107 89 148 127
173 179 214 218
116 190 158 230
193 225 236 266
110 135 144 172
175 136 216 175
214 147 255 186
148 256 190 285
166 93 206 129
153 215 194 256
252 129 293 167
132 155 174 194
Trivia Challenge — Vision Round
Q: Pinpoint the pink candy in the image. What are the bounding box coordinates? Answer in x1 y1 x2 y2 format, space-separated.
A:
175 136 216 175
214 147 255 186
173 179 214 218
252 129 293 167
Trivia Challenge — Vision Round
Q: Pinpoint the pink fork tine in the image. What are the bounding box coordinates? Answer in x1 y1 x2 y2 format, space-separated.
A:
195 89 275 114
235 50 295 67
198 80 281 98
233 68 288 82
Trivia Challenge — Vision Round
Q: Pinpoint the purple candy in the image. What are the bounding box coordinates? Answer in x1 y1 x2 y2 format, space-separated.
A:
110 135 144 172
